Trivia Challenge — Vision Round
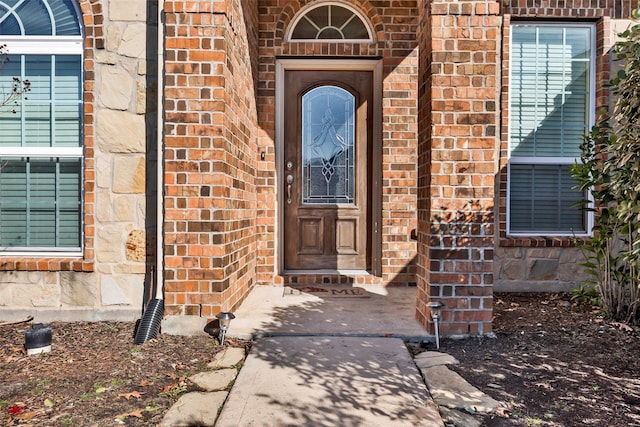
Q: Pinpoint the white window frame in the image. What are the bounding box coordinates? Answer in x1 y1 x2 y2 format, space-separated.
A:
507 22 596 237
0 35 83 256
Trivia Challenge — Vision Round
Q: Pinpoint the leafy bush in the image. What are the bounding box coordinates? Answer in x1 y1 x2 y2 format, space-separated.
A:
570 20 640 325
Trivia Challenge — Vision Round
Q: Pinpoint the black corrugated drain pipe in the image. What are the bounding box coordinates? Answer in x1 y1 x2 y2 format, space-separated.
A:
134 298 163 345
134 266 164 345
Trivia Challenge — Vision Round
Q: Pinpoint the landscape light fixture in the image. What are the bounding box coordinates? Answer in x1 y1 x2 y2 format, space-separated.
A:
216 312 235 346
427 301 445 350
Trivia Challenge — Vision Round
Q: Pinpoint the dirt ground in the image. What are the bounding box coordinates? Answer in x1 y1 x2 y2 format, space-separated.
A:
1 292 639 426
440 293 640 426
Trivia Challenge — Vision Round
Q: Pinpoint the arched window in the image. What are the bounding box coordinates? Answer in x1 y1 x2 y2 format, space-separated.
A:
287 3 373 42
0 0 83 252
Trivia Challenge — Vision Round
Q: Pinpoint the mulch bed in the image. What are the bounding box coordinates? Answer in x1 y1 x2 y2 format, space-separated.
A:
438 293 640 426
0 322 248 426
1 292 639 426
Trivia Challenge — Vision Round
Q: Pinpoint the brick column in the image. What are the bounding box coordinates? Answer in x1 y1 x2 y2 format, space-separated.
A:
163 0 259 319
417 1 500 335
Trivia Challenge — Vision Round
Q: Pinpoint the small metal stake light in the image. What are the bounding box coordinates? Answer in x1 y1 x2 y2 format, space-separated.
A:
427 301 445 350
216 312 235 346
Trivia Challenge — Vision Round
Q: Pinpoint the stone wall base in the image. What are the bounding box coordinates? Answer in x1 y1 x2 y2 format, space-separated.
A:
162 315 209 337
494 280 579 293
0 308 140 323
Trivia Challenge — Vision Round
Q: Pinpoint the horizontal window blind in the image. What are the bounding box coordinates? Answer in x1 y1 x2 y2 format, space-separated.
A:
0 55 82 149
509 164 586 233
0 158 81 248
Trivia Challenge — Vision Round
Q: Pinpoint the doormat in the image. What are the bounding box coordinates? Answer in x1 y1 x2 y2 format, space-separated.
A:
285 286 370 298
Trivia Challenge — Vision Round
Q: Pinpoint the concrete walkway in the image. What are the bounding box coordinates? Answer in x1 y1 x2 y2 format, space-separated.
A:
217 336 443 426
159 285 503 426
226 285 429 339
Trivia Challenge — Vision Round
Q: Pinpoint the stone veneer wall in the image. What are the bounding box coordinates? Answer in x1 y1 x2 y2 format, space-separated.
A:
163 0 259 319
256 0 420 287
495 1 634 293
0 0 156 321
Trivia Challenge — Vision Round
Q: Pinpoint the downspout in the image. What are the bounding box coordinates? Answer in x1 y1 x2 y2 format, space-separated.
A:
133 1 165 345
156 0 165 299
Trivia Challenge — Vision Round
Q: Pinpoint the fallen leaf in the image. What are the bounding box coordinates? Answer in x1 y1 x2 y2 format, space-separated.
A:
610 321 633 332
225 337 240 346
43 399 54 408
495 405 511 417
118 391 145 400
139 380 154 387
4 355 19 363
161 382 178 394
7 405 27 415
16 410 40 420
173 362 188 371
116 409 144 419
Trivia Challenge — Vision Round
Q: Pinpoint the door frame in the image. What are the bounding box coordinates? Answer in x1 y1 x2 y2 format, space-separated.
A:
275 59 383 276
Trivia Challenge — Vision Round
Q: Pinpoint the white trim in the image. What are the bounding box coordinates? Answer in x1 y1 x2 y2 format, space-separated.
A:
509 157 579 165
283 269 370 275
284 1 375 43
0 147 82 157
275 58 382 274
0 250 82 257
2 37 83 54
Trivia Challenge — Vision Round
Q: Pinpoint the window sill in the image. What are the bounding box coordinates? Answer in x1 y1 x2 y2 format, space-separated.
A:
0 258 94 272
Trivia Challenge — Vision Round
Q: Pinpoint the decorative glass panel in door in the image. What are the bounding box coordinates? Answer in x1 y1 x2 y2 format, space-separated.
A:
302 86 355 205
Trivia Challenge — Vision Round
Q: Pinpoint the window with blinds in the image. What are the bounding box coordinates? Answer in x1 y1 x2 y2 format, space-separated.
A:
508 24 594 236
0 0 83 252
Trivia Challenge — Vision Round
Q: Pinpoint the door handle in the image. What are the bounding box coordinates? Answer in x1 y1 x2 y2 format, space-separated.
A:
286 174 294 204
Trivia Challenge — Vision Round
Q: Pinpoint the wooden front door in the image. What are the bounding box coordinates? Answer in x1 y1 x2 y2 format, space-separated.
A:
283 70 372 270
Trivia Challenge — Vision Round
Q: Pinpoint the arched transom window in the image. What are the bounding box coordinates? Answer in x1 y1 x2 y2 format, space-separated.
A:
0 0 81 36
288 3 373 42
0 0 83 253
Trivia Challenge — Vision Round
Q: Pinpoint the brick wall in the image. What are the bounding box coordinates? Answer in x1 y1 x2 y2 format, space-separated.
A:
256 0 419 287
505 0 634 19
417 1 501 336
163 0 259 318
